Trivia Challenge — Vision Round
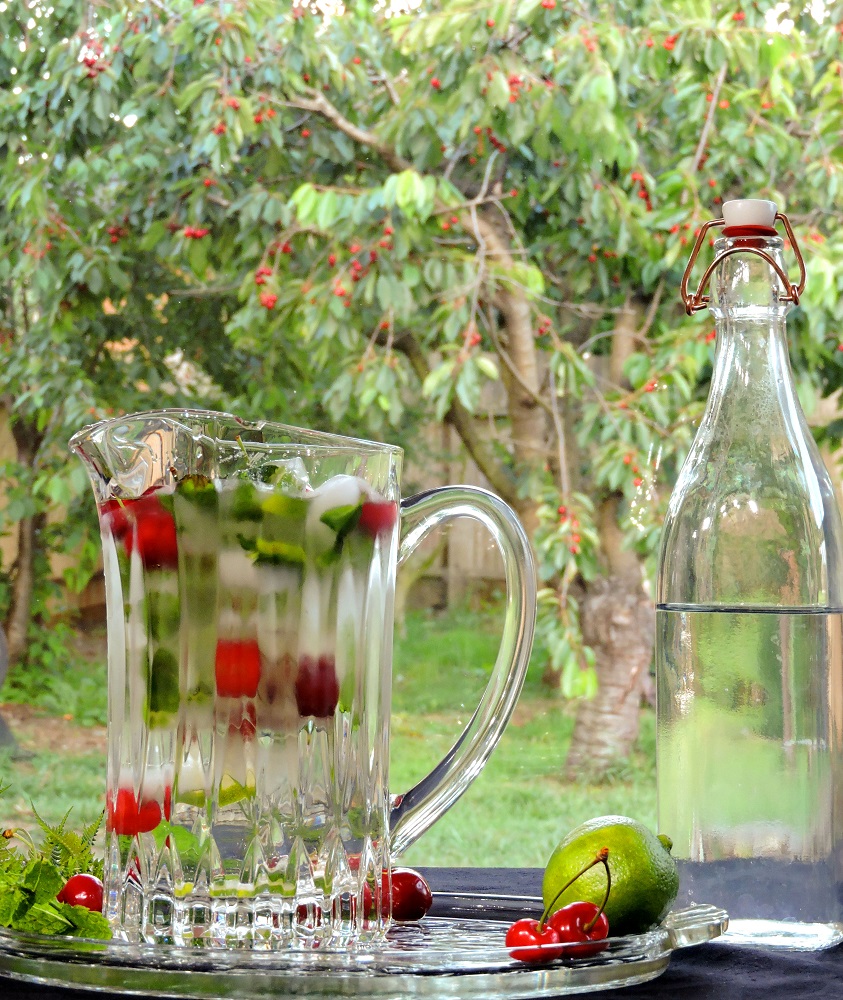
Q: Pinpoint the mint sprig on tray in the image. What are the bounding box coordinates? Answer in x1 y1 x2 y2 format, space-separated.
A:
0 782 111 940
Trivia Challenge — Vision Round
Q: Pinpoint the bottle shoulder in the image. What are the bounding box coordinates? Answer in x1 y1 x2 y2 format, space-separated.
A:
658 440 843 607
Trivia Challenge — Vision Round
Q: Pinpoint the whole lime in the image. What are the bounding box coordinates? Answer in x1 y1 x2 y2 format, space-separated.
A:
542 815 679 937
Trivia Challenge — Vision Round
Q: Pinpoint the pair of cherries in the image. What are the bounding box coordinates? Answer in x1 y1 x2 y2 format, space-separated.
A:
505 847 611 964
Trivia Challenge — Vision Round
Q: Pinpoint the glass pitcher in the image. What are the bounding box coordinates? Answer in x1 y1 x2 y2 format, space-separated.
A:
70 409 536 948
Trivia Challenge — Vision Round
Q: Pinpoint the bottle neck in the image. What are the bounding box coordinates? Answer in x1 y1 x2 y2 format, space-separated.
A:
707 235 797 427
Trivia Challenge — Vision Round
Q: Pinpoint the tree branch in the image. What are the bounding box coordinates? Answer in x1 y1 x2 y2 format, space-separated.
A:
635 277 665 341
391 330 519 506
548 366 570 502
166 284 239 298
691 64 727 175
282 90 411 174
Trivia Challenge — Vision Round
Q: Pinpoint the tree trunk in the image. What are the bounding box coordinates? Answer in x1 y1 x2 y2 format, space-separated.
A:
3 417 46 667
564 574 654 779
562 300 654 777
476 208 547 535
5 511 46 666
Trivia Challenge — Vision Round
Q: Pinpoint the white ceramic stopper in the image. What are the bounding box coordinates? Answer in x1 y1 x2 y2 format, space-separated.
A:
722 198 777 228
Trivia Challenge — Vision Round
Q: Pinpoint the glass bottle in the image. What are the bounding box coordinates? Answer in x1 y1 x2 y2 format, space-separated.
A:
656 198 843 950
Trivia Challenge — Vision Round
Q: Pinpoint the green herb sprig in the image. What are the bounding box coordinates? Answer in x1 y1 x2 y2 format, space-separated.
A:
0 782 111 939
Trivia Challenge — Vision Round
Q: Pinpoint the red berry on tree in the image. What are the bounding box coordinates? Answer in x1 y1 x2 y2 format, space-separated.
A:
486 18 495 27
302 128 311 137
430 78 441 89
260 291 278 309
212 122 226 135
353 56 361 64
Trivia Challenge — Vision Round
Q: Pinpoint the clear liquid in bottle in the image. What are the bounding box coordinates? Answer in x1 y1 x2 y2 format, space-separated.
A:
657 604 843 949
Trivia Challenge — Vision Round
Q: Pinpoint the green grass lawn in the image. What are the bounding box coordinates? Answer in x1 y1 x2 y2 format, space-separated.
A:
0 606 657 866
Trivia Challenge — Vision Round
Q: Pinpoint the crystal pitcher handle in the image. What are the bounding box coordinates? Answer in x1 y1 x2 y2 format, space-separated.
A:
389 486 536 856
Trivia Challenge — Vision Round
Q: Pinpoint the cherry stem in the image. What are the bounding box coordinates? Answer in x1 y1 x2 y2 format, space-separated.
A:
583 850 611 934
538 847 610 931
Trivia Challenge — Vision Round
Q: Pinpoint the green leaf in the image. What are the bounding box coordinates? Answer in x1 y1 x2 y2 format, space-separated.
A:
488 71 510 109
0 888 29 927
21 858 66 904
320 502 362 540
249 538 306 567
316 190 339 230
476 356 499 380
13 901 73 936
58 902 112 940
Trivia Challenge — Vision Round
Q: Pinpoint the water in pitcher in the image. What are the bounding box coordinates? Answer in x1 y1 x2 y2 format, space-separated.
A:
656 604 843 949
100 466 398 946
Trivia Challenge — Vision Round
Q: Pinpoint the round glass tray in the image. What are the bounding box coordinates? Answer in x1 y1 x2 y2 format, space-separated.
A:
0 896 728 999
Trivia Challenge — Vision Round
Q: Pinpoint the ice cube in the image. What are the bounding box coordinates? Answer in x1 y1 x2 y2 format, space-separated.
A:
305 475 367 554
219 547 262 591
259 457 311 495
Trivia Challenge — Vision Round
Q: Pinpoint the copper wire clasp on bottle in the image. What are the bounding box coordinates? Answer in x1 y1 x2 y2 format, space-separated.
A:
679 212 807 315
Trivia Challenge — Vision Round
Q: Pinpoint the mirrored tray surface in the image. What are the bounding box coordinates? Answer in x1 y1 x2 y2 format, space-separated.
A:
0 897 728 999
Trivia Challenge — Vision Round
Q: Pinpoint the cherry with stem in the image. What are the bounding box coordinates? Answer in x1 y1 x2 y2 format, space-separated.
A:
547 847 612 957
505 848 611 965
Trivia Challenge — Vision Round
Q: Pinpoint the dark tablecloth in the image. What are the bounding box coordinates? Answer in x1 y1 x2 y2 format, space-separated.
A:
3 867 843 999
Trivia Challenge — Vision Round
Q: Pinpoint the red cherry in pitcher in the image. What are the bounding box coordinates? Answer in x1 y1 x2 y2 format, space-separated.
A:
112 491 178 570
107 787 162 836
215 638 262 698
295 653 339 717
358 500 398 538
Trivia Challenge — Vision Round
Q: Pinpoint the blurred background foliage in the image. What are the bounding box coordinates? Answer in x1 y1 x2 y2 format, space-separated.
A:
0 0 842 776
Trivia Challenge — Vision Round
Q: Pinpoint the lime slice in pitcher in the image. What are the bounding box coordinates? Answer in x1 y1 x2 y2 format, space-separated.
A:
219 775 256 807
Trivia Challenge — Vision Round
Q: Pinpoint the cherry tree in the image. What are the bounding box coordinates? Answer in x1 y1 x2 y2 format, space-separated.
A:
2 0 842 773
